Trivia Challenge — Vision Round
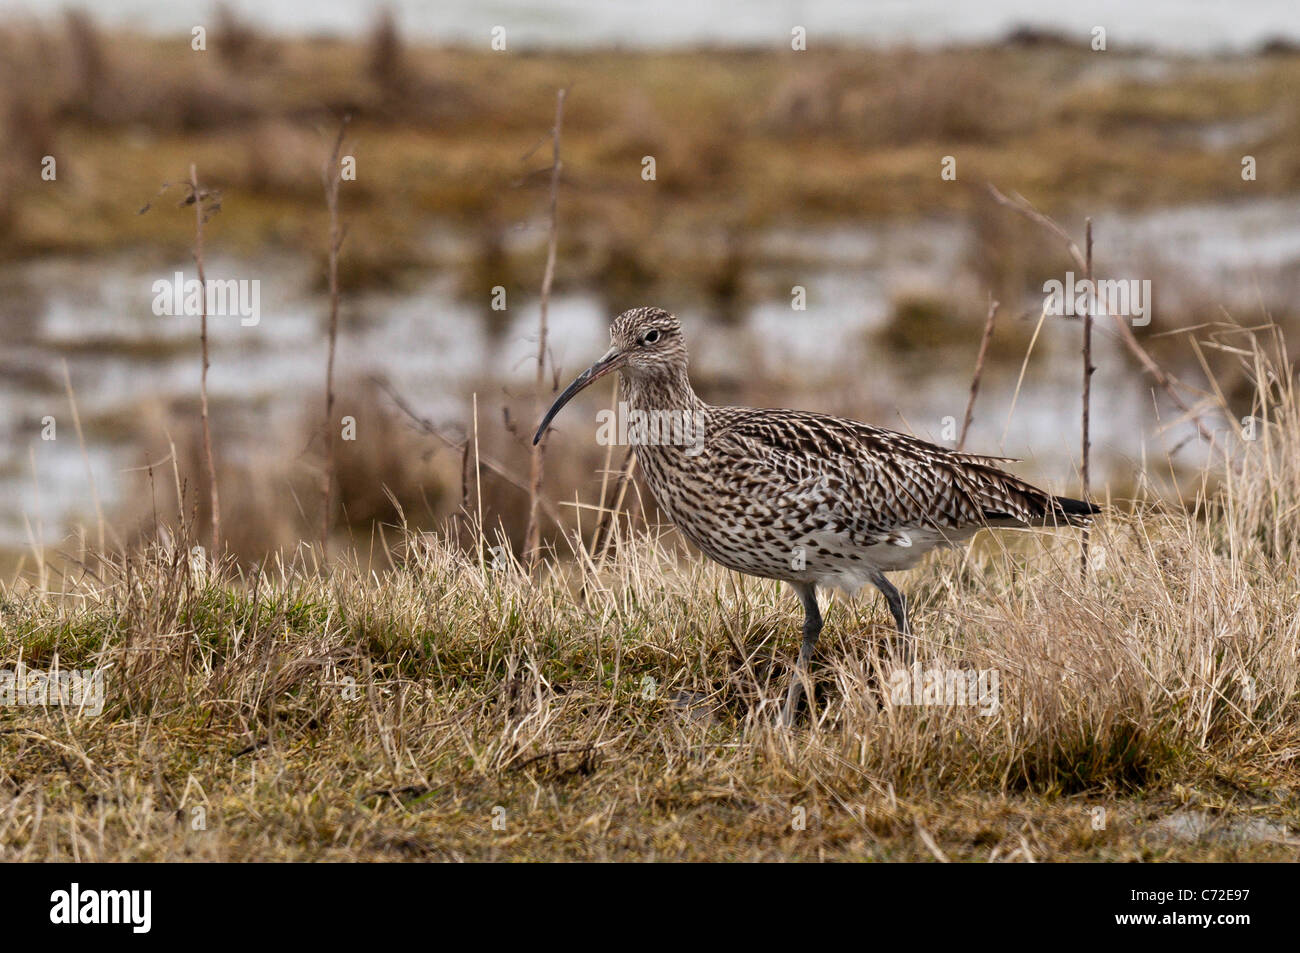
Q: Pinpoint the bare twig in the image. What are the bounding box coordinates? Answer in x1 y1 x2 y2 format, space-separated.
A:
320 116 350 556
524 88 567 568
370 375 564 529
985 184 1085 268
190 163 220 555
459 435 472 539
958 298 999 451
1080 218 1094 576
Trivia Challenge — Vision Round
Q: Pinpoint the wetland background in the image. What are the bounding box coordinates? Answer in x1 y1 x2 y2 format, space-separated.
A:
3 2 1300 568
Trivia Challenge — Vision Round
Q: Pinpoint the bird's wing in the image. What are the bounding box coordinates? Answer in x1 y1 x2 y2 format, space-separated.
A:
950 451 1022 466
706 408 1057 541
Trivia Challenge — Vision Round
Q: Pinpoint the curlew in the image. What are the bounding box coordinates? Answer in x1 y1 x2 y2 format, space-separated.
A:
534 307 1099 723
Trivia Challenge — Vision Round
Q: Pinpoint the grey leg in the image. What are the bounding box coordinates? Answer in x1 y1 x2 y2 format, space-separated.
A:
869 571 913 664
780 582 822 726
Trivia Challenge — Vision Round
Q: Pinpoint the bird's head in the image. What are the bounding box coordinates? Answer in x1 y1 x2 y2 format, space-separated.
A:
609 306 686 378
533 307 686 444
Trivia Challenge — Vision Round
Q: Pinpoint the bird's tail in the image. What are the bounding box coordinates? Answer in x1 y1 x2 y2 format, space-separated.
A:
1048 495 1101 526
953 454 1102 529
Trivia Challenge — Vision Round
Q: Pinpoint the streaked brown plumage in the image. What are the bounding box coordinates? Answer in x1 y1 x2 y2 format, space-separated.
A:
535 307 1099 722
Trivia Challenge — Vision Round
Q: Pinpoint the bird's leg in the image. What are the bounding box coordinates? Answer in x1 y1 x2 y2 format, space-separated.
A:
869 571 913 666
780 582 822 726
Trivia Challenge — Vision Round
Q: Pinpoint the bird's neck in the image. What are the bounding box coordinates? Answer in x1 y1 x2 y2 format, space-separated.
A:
620 367 707 419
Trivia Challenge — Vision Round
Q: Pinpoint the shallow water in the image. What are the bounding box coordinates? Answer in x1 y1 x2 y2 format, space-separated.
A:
4 198 1297 548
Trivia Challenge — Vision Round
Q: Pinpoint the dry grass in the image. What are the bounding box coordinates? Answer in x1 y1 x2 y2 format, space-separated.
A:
1 327 1298 861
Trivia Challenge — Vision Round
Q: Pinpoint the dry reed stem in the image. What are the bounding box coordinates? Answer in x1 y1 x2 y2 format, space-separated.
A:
524 88 567 568
59 359 106 553
1080 218 1094 576
999 302 1049 451
591 448 637 564
320 116 350 556
957 298 999 452
190 163 220 555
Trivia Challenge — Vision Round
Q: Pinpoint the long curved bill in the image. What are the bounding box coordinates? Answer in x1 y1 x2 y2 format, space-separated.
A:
533 346 626 445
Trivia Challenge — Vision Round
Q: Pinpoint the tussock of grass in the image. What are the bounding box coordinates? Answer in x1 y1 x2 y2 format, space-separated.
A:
2 329 1299 860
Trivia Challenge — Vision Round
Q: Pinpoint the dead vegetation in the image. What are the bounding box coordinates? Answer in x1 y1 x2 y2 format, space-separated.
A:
1 326 1297 861
1 14 1298 283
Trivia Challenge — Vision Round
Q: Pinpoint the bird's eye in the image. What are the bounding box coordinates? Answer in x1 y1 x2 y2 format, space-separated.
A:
642 329 661 345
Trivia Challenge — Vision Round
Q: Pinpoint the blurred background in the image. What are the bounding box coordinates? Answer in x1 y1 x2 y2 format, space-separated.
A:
2 0 1299 567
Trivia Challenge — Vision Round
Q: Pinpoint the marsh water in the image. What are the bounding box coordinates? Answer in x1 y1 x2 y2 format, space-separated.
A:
4 198 1298 549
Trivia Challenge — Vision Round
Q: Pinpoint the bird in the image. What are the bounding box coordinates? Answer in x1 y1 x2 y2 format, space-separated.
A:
534 306 1100 724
